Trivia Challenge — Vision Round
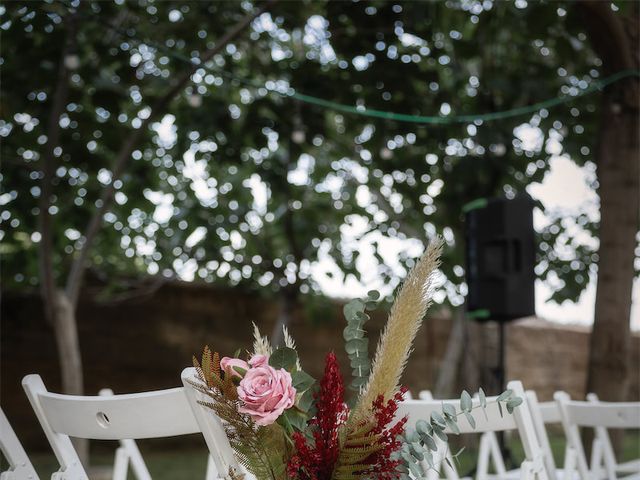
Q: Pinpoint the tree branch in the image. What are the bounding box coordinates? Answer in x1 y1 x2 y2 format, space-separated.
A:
39 8 79 322
65 1 275 307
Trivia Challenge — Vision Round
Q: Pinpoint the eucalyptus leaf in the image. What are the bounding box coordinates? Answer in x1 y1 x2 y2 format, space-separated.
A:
269 347 297 371
442 403 457 418
460 390 473 413
291 370 315 391
497 389 514 402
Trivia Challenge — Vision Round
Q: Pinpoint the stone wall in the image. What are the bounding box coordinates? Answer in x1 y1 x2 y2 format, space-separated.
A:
2 282 638 450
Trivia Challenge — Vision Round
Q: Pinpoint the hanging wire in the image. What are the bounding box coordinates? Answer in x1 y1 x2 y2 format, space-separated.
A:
76 4 640 125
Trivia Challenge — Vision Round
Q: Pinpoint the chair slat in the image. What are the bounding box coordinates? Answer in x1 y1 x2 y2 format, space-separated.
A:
40 387 200 440
398 397 518 434
537 401 561 423
564 402 640 429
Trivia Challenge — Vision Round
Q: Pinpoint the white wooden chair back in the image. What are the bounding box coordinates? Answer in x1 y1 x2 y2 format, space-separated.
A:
0 408 39 480
97 388 152 480
22 374 235 479
554 392 640 480
398 381 549 480
586 393 640 480
180 367 248 480
98 388 218 480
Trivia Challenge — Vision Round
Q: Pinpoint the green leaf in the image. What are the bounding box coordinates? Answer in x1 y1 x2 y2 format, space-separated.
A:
464 411 476 429
408 460 422 478
497 389 513 402
421 432 437 451
269 347 297 371
410 442 424 461
343 299 365 319
291 370 315 391
349 355 369 367
424 446 434 468
353 376 369 387
232 366 247 377
433 427 448 443
343 325 363 340
281 408 307 432
431 411 446 428
442 403 456 418
297 388 314 412
460 390 473 412
416 419 430 435
345 337 368 354
367 290 380 300
479 388 487 408
507 397 523 413
444 416 460 435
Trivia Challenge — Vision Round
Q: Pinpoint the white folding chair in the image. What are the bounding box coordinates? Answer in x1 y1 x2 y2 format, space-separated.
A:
554 392 640 480
398 381 550 480
98 388 152 480
98 388 217 480
22 374 238 480
587 394 640 480
0 408 39 480
180 368 257 480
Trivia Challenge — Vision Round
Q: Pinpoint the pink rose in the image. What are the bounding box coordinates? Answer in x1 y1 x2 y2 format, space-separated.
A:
220 357 249 379
237 364 296 426
248 354 268 367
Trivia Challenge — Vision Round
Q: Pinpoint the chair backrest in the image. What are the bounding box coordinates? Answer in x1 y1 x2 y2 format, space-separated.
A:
180 367 244 480
554 391 640 480
97 388 152 480
585 393 630 480
526 391 559 480
22 374 233 479
399 381 549 480
0 408 39 480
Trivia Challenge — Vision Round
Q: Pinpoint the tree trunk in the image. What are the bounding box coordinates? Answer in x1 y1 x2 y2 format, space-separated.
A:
579 1 639 455
579 2 639 403
587 87 639 401
53 290 88 463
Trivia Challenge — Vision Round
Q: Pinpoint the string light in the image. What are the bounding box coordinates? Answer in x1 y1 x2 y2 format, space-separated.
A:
75 5 640 126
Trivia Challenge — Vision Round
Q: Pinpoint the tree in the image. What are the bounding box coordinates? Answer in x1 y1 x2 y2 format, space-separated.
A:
2 0 273 461
579 1 639 404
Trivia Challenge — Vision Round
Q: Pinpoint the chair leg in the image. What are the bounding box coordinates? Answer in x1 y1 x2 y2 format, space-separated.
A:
205 455 218 480
112 447 129 480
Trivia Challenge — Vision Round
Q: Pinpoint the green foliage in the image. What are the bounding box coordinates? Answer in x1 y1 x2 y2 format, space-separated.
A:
0 1 609 308
342 290 379 392
269 346 298 371
397 389 522 480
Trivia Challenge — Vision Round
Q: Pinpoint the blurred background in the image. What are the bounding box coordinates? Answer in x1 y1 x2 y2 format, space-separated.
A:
1 0 638 477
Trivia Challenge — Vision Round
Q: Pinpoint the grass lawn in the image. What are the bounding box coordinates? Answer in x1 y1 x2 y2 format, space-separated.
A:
5 432 639 479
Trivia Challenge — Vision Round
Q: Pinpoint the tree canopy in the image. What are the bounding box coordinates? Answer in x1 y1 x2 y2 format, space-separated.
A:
1 0 623 308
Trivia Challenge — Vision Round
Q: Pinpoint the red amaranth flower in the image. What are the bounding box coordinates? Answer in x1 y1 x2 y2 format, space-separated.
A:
287 352 348 480
362 387 409 480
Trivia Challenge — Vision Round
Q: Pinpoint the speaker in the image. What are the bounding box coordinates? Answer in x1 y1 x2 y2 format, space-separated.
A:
464 194 535 321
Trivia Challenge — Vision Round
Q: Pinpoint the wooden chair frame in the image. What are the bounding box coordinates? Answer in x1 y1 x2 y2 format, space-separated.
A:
22 374 235 480
0 408 39 480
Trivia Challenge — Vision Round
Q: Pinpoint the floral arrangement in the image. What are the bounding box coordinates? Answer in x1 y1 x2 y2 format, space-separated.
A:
190 239 521 480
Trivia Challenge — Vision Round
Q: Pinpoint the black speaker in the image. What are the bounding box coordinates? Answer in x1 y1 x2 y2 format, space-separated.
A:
464 195 535 321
